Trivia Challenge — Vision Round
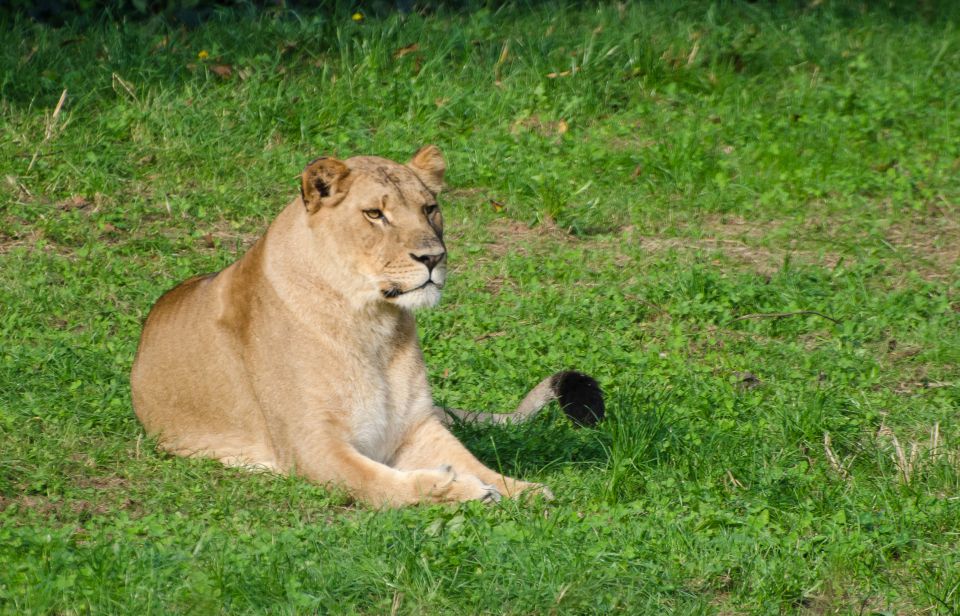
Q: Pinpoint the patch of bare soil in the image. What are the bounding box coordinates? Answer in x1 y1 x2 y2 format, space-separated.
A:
467 214 837 278
75 475 131 490
460 204 960 290
618 209 954 281
194 218 261 252
0 225 46 255
631 214 844 276
482 217 577 258
466 207 957 299
883 212 960 282
0 474 141 520
509 114 569 138
0 493 127 519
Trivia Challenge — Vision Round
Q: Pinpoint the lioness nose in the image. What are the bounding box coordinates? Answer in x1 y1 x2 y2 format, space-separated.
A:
411 252 445 272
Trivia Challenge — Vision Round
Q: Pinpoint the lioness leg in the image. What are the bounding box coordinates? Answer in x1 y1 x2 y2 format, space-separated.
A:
296 440 498 507
391 417 548 499
157 436 281 473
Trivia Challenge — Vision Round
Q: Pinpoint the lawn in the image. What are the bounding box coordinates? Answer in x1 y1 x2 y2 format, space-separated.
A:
2 1 959 613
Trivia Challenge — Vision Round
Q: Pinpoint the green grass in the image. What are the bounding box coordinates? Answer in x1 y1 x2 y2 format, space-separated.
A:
2 1 960 613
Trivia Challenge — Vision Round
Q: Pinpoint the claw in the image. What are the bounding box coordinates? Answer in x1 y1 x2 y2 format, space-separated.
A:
481 486 502 504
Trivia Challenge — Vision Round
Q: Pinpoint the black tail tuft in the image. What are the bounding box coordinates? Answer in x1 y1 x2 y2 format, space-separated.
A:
551 371 605 427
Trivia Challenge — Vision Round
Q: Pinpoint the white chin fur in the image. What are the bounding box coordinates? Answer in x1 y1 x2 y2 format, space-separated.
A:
393 284 442 310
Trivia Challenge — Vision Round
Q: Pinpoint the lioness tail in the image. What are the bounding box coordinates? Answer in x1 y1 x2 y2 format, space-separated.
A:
438 370 604 428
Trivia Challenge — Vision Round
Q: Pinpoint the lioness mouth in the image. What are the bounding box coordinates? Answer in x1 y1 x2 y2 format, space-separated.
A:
382 280 439 299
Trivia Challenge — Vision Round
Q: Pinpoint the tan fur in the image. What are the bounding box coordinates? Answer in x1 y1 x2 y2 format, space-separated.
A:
130 146 544 506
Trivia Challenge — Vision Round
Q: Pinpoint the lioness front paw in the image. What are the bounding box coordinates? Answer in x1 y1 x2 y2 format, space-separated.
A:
409 467 501 503
410 466 458 498
450 472 502 504
502 480 554 501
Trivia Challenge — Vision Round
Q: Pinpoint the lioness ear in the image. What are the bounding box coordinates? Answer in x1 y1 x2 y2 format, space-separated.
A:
301 157 352 213
407 145 446 195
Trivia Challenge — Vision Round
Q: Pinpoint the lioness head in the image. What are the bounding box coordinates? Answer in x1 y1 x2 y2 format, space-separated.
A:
298 145 447 311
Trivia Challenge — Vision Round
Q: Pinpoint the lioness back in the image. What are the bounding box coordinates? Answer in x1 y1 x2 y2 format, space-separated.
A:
131 246 279 467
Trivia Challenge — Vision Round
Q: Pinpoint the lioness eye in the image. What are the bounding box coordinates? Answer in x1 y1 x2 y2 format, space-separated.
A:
363 209 384 221
424 204 439 216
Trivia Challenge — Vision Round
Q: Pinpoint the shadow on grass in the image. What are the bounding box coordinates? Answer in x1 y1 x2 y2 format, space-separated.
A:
449 406 610 477
449 386 681 479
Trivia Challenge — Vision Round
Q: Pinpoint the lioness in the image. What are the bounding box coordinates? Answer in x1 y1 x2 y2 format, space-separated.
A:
131 146 602 506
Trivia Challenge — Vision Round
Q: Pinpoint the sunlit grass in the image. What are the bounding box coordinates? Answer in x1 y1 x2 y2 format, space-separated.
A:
2 2 959 613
